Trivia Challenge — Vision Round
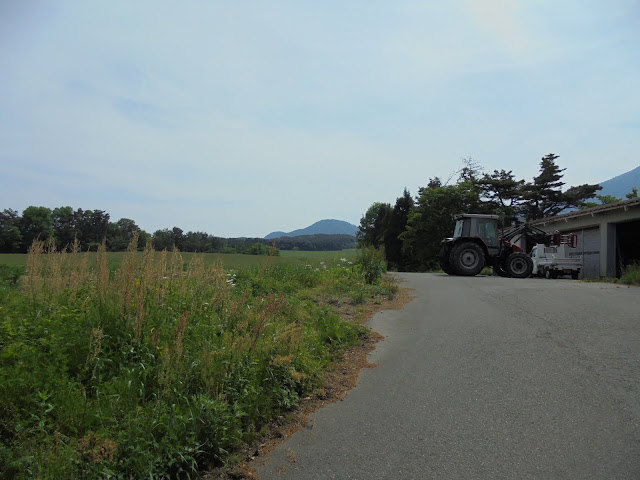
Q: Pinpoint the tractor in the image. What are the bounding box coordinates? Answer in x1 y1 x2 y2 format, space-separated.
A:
439 214 576 278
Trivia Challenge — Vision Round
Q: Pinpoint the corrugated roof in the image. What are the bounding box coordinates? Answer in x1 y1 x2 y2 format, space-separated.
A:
528 196 640 225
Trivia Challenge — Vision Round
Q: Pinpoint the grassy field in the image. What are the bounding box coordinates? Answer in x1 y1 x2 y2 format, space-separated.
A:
0 244 389 479
0 249 358 270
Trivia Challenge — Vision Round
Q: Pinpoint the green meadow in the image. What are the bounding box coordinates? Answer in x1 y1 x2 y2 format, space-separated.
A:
0 243 389 479
0 249 358 270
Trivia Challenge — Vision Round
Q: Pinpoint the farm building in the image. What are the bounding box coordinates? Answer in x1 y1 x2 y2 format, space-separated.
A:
528 197 640 279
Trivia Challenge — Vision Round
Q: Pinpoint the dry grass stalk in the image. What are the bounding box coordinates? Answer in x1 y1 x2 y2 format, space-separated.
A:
77 432 117 464
111 236 139 319
169 247 183 285
44 238 65 294
25 239 45 299
173 311 188 362
140 240 155 290
134 284 145 340
67 238 89 295
86 327 104 379
96 242 109 300
276 323 304 354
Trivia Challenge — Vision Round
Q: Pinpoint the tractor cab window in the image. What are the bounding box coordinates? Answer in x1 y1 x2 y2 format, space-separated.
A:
453 218 470 239
477 219 498 247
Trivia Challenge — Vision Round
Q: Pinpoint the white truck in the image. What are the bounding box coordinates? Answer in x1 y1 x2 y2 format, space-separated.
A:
530 244 582 279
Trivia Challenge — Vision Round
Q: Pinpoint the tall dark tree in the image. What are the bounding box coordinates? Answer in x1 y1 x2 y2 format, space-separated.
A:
52 206 77 250
107 218 140 251
182 231 213 252
152 229 173 251
478 169 525 227
171 227 184 251
357 202 392 249
75 209 110 250
0 209 23 253
152 227 185 251
20 206 54 251
383 188 413 271
520 154 601 220
401 177 483 271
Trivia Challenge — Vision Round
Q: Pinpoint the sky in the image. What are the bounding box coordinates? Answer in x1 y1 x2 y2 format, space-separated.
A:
1 1 639 238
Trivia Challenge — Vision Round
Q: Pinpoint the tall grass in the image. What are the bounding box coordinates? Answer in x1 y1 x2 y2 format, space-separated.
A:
0 239 391 479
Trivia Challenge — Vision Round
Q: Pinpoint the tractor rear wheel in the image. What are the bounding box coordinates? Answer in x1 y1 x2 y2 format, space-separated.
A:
506 252 533 278
450 242 485 276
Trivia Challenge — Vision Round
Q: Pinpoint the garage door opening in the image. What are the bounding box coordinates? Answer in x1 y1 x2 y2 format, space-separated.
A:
616 220 640 277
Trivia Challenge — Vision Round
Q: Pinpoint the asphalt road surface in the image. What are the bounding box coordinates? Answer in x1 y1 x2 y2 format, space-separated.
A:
255 273 640 479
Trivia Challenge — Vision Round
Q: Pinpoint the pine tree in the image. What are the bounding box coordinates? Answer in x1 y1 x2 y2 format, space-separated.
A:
520 153 601 220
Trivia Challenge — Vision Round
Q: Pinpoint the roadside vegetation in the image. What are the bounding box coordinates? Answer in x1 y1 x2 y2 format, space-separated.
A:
587 263 640 286
0 239 393 479
620 264 640 285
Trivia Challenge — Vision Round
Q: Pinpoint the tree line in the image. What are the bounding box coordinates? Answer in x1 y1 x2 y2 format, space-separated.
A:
357 154 637 272
0 206 355 254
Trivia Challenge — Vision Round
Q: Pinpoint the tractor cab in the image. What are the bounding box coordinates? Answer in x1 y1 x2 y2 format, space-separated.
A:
452 214 500 253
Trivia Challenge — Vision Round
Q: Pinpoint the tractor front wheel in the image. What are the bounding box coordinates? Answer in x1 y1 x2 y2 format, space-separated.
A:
450 242 485 276
493 265 509 277
506 252 533 278
439 244 456 275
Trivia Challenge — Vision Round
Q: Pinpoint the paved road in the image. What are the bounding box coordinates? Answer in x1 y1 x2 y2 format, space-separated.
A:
255 273 640 479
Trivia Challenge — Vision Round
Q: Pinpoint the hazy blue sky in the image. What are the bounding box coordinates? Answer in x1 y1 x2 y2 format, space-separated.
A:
1 1 639 237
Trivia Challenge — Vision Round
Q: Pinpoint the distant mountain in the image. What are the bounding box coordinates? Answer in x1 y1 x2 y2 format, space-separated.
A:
598 165 640 199
265 219 358 239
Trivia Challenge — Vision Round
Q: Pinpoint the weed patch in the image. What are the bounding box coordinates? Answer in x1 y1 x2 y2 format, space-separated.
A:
619 263 640 286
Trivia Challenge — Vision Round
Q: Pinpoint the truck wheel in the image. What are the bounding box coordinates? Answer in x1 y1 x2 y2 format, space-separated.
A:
544 267 557 279
506 252 533 278
450 242 485 276
571 271 579 280
438 244 456 275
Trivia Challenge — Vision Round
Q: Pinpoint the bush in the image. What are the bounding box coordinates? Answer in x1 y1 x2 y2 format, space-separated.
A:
356 247 387 284
0 264 23 286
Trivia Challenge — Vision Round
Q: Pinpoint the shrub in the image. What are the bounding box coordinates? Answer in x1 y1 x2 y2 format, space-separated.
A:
356 247 387 284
